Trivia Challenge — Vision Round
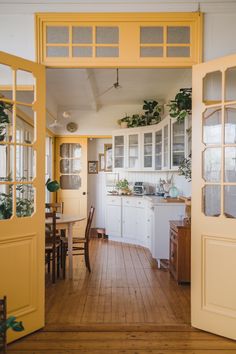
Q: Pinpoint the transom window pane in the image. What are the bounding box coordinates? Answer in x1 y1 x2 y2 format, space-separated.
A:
140 27 163 44
47 26 69 44
140 47 163 58
72 27 92 44
167 47 190 58
72 47 92 58
167 26 190 44
96 27 119 44
47 47 69 58
96 47 119 58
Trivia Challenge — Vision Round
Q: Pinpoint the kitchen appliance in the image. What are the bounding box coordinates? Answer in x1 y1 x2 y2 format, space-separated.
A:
133 182 154 195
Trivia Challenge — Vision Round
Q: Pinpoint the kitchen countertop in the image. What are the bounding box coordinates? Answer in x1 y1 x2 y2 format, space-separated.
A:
107 194 185 206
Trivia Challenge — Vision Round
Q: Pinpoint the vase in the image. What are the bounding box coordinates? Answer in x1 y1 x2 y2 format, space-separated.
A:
120 122 128 128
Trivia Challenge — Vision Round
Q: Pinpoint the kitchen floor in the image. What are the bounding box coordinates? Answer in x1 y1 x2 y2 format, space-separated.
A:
45 238 190 325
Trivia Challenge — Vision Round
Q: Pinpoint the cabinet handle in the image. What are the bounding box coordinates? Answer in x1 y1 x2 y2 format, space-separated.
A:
147 219 150 222
147 235 150 238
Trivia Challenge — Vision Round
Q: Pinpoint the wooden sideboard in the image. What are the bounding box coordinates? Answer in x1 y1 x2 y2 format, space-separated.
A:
169 220 191 284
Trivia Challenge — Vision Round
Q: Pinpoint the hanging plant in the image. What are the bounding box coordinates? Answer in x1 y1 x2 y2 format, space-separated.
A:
168 88 192 123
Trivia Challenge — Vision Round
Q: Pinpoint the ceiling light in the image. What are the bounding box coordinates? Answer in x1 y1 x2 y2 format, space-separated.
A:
62 111 71 119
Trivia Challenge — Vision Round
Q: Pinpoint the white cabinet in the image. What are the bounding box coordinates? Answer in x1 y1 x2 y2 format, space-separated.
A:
105 196 122 238
170 118 186 170
122 205 137 240
142 131 154 170
127 133 140 170
113 134 126 169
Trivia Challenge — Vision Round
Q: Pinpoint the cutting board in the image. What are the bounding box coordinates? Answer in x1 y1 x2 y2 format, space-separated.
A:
162 198 184 203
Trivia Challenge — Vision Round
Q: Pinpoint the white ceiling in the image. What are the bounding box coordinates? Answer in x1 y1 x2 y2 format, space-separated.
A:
46 68 192 113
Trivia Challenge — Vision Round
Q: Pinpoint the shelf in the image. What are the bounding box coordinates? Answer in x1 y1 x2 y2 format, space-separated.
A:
115 144 124 147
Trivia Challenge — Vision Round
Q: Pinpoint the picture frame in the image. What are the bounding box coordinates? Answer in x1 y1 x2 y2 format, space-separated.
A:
88 160 98 174
104 143 112 172
98 153 105 171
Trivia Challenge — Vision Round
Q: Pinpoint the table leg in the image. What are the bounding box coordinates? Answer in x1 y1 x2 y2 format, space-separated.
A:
68 223 73 279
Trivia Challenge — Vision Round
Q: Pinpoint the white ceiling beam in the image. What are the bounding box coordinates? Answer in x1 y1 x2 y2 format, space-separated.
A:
85 68 101 112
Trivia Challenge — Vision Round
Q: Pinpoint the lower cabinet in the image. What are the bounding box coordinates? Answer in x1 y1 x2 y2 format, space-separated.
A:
105 197 122 238
169 220 191 284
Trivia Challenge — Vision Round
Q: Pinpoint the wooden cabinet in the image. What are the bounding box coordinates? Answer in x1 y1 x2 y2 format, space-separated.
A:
169 220 191 284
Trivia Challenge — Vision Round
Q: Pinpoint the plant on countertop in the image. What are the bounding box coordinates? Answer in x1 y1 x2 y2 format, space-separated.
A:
117 100 162 128
0 100 12 141
168 88 192 123
116 178 132 195
178 154 191 182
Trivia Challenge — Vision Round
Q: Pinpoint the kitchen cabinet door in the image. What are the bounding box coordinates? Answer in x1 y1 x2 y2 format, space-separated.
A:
127 133 140 170
136 206 148 246
171 118 186 170
122 205 137 239
106 204 122 238
113 134 126 169
142 131 154 170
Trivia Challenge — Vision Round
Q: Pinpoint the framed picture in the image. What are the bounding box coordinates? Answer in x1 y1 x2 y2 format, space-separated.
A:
98 153 105 171
88 161 98 174
104 143 112 171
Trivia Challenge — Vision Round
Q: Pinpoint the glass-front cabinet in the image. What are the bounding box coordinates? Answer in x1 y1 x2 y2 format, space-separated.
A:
143 132 154 170
127 133 140 170
171 118 186 170
113 135 125 169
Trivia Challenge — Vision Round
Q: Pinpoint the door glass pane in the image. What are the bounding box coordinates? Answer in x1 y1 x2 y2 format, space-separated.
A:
155 130 162 170
16 70 35 104
16 184 34 217
60 143 81 158
202 185 221 217
167 26 190 44
225 67 236 102
140 27 163 44
0 64 13 100
60 158 81 174
0 101 13 143
60 175 81 190
203 148 221 182
16 115 34 144
0 184 13 219
114 136 124 146
203 108 221 145
72 27 92 44
16 145 35 182
46 26 69 43
224 185 236 218
224 147 236 182
96 27 119 44
225 106 236 144
129 134 139 168
0 145 14 181
203 71 222 104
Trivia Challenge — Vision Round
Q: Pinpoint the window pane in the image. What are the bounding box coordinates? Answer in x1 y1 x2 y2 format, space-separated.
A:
167 26 190 44
0 184 13 219
96 27 119 44
16 145 35 182
203 108 221 145
202 185 221 217
203 71 222 103
225 67 236 102
0 101 13 143
96 47 119 58
167 47 190 57
16 70 35 104
203 148 221 183
72 27 92 44
60 143 81 158
60 159 81 174
140 47 163 57
225 106 236 144
114 136 124 146
47 47 69 57
140 27 163 44
224 185 236 218
47 26 69 44
16 184 34 217
0 64 13 100
225 147 236 182
16 115 34 144
60 175 81 190
72 47 92 57
0 145 13 182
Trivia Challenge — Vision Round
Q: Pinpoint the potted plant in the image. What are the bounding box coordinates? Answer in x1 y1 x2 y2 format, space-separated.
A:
168 88 192 123
0 101 12 142
117 115 130 128
142 100 162 125
116 178 132 195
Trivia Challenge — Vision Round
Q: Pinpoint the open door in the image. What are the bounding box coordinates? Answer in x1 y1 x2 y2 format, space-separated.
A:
0 52 45 342
192 54 236 339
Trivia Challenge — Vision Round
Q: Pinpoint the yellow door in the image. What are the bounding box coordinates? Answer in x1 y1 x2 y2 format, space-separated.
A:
192 54 236 339
55 137 87 236
0 52 45 342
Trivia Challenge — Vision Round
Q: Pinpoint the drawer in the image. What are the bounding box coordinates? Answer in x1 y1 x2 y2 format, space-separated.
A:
107 196 121 206
122 197 137 207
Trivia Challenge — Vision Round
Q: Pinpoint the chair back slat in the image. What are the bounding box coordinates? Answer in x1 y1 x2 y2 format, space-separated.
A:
45 202 64 214
45 211 57 246
85 206 95 241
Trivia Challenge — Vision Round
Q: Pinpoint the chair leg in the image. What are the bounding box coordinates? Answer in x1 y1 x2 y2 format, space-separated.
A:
57 247 60 278
47 253 51 273
52 250 56 284
62 243 66 279
84 243 91 272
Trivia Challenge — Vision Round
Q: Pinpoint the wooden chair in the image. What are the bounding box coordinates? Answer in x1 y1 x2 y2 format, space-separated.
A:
61 206 95 275
45 202 64 215
45 211 62 283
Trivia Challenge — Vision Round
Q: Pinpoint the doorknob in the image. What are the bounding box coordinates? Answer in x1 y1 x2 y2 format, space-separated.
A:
83 192 87 195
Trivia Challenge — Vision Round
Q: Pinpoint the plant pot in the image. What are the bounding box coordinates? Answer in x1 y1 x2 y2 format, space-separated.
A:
120 122 128 129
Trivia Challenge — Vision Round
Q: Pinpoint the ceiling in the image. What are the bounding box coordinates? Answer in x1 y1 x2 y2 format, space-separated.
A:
46 67 192 112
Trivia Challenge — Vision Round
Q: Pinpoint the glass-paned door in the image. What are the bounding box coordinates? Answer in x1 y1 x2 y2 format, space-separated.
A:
192 54 236 340
0 51 45 343
143 132 153 169
113 135 125 169
128 133 140 169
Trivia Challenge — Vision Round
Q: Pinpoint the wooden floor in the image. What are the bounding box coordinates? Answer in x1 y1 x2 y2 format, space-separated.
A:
8 239 236 353
45 238 190 325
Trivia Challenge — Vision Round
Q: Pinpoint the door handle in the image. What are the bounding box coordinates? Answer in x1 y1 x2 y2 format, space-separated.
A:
83 192 87 195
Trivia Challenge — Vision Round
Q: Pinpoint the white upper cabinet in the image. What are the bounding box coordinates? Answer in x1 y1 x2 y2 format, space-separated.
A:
112 115 190 171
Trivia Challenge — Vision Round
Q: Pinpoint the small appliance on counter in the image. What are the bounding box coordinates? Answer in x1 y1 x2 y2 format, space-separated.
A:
133 182 155 196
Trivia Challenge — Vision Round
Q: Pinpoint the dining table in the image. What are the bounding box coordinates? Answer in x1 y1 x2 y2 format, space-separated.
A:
45 215 86 279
